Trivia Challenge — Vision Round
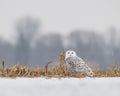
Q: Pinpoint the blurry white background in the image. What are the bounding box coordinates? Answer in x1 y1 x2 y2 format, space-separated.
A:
0 0 120 40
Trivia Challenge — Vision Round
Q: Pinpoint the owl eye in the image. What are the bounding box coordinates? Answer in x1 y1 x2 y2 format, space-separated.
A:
71 52 74 54
68 52 70 54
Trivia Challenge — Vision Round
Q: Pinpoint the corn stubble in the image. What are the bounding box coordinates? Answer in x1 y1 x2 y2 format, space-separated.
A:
0 51 120 78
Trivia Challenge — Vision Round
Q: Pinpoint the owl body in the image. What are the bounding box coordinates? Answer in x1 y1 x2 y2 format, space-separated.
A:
64 50 94 77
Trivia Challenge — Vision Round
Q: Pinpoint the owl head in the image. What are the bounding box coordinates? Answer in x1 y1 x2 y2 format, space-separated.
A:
65 50 77 59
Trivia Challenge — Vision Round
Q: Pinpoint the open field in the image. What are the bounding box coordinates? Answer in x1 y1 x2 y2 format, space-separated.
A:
0 77 120 96
0 51 120 96
0 51 120 78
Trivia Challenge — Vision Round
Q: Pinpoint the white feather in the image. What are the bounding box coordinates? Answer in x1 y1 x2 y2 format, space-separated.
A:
64 50 94 77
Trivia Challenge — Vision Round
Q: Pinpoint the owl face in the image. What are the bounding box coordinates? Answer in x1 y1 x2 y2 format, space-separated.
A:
65 50 77 59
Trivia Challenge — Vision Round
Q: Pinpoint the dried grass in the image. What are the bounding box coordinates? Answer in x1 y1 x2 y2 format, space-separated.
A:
0 50 120 78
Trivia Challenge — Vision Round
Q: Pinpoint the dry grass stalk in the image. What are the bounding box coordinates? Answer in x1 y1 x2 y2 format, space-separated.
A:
2 60 5 73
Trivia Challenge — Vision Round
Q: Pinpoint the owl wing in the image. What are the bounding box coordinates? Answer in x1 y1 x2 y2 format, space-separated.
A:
64 57 94 77
75 57 94 77
64 57 78 73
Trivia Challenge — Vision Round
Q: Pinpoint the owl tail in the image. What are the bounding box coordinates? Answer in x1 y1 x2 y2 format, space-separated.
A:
85 66 94 77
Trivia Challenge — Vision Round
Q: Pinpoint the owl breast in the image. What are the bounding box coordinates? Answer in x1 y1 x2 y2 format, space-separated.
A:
64 57 79 73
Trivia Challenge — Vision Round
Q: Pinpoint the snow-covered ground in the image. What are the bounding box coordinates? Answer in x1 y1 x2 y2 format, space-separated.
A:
0 77 120 96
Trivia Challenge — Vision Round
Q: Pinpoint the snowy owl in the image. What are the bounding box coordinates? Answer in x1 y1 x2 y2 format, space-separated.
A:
64 50 94 77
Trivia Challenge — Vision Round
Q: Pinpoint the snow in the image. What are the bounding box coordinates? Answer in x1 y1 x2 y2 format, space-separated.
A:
0 77 120 96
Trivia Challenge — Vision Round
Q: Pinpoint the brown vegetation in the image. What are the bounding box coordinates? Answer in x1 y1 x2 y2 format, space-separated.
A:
0 50 120 78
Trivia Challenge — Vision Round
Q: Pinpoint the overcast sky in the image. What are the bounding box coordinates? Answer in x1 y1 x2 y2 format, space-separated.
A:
0 0 120 41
